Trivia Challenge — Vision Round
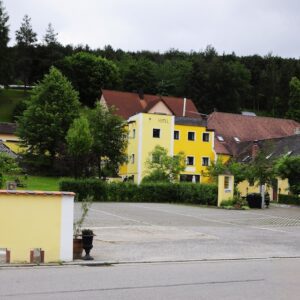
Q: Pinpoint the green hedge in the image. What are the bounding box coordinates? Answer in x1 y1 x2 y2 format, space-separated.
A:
278 194 300 205
59 179 217 205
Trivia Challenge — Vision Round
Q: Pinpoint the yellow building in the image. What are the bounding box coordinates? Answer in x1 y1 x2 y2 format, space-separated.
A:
119 112 215 184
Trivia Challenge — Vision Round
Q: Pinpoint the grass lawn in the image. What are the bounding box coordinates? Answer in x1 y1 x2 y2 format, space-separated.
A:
3 175 69 191
0 89 32 122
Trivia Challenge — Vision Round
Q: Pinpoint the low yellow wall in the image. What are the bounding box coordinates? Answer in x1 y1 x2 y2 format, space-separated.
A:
218 175 234 206
0 191 74 263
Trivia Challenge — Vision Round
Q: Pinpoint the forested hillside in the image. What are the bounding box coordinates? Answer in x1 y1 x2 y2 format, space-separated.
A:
1 1 300 120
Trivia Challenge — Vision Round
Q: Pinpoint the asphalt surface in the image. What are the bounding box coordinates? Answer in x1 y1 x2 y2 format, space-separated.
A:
1 258 300 299
75 203 300 263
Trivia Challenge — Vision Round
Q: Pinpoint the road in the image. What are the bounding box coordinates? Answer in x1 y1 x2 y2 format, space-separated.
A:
1 258 300 299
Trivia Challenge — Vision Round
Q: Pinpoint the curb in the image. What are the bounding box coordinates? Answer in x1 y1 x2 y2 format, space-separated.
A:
1 256 300 268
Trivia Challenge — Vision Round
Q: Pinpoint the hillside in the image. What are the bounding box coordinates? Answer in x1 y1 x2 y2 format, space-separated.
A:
0 89 31 122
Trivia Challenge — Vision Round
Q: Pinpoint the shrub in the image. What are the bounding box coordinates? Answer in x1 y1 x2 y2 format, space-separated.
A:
278 194 300 205
59 179 218 205
220 195 249 210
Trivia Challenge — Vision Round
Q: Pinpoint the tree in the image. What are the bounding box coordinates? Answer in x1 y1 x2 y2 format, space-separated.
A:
66 116 93 178
246 146 275 207
122 58 157 94
15 15 38 87
286 77 300 122
143 146 185 183
58 52 120 107
0 153 20 188
207 158 247 189
275 155 300 195
18 67 80 171
0 0 10 85
43 23 58 46
88 103 128 178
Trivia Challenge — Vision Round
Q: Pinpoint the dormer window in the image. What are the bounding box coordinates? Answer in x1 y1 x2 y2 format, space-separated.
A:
286 151 293 156
242 155 250 162
217 135 224 142
266 153 273 159
234 137 240 143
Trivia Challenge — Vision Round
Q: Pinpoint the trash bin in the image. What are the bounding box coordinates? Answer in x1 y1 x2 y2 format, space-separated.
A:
246 193 262 208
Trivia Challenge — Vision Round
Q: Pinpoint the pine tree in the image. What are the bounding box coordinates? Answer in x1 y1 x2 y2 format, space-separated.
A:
43 23 58 45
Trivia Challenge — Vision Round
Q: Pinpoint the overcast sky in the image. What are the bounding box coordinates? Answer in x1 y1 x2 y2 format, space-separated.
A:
4 0 300 58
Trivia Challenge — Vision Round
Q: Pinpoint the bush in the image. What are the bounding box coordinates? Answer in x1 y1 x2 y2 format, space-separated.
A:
278 194 300 205
220 196 249 210
59 179 218 205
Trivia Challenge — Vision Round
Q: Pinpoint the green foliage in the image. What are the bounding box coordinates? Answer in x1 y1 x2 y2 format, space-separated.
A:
220 195 249 210
278 194 300 205
73 195 93 237
66 116 93 178
18 67 80 170
60 179 218 205
43 23 58 46
0 153 20 188
144 145 185 182
207 158 247 187
275 155 300 195
286 77 300 122
59 52 120 107
246 145 275 186
88 103 128 178
15 15 37 46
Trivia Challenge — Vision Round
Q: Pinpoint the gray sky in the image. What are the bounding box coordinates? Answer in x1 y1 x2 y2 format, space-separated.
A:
4 0 300 58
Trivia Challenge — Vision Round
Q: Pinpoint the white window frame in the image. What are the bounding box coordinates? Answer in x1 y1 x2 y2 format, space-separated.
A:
187 131 196 141
202 157 210 166
153 128 161 138
186 156 195 166
202 132 210 142
174 130 180 140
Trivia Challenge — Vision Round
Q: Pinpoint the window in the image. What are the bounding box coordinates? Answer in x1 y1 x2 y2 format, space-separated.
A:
224 176 230 190
132 129 136 139
234 137 240 143
202 157 210 166
188 132 195 141
202 132 210 142
153 128 160 138
186 156 194 166
217 135 224 142
131 154 135 164
174 130 180 140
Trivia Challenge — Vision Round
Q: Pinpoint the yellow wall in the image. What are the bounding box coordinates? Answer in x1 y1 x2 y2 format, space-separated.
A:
174 125 215 183
0 194 62 263
218 154 231 164
237 178 290 202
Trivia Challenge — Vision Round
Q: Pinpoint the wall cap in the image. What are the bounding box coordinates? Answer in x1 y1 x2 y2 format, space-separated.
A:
0 190 75 196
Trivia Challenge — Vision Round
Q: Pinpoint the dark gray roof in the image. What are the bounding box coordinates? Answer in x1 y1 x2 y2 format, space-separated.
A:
0 141 17 158
175 117 207 127
0 123 17 134
236 135 300 162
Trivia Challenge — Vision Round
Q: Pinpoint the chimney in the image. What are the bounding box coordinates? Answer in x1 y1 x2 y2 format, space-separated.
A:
183 98 187 117
138 89 144 100
252 140 259 159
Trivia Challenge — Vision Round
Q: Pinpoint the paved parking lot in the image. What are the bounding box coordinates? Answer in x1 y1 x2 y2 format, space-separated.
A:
75 203 300 263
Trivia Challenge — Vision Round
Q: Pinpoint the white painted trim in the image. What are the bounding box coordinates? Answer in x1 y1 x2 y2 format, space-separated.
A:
60 195 74 262
137 114 143 184
170 116 175 156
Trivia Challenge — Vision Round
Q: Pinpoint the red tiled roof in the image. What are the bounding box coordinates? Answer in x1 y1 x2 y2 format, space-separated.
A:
208 112 300 155
101 90 199 119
